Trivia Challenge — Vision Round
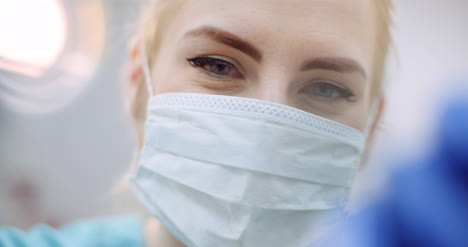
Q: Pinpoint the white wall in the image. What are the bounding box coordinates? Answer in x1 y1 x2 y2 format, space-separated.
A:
382 0 468 150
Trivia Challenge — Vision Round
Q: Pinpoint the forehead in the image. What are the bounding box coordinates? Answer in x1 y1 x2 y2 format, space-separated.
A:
167 0 377 71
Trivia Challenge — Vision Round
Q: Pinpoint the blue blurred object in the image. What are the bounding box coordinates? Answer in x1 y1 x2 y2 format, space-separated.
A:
0 215 144 247
327 91 468 247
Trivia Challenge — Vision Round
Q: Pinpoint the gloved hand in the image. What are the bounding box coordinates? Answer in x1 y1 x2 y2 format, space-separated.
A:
326 91 468 247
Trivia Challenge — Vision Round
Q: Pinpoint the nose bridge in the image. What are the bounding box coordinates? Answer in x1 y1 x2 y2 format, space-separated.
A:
254 67 291 106
255 79 289 106
251 44 293 105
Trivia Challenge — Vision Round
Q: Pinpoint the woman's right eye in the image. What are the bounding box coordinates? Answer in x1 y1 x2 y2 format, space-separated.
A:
187 56 243 79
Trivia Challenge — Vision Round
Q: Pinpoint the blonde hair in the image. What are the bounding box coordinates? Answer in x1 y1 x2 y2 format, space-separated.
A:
131 0 393 143
373 0 393 100
130 0 186 146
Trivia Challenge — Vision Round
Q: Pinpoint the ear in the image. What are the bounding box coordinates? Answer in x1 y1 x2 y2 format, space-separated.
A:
361 96 386 167
125 37 144 114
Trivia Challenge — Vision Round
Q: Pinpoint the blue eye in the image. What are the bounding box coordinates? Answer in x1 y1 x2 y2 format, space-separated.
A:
304 82 356 101
187 56 243 78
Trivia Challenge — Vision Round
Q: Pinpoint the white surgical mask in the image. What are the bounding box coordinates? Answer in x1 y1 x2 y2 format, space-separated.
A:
130 51 366 247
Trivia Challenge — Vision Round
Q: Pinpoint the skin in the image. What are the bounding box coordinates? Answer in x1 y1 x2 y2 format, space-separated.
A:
127 0 384 246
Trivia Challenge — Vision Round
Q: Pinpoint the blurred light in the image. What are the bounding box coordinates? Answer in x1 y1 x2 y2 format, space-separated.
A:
0 0 67 77
0 0 106 114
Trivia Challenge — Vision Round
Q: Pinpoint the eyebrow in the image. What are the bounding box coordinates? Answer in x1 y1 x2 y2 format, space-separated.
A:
184 25 263 62
300 57 367 77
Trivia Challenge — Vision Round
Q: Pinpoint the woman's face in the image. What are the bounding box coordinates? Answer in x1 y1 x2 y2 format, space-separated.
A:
141 0 378 131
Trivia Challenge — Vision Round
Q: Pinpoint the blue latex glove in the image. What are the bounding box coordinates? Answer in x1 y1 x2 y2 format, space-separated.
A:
327 94 468 247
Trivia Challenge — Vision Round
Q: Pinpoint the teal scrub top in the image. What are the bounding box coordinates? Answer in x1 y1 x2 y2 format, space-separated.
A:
0 215 145 247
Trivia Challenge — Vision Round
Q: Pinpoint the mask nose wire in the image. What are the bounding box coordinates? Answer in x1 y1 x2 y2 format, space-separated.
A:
141 43 155 98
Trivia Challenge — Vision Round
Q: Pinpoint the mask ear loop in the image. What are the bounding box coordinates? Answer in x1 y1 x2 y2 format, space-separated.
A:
364 99 380 138
345 99 381 212
127 42 156 180
141 42 155 98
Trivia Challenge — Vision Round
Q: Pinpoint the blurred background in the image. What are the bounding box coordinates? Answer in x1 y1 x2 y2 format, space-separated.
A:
0 0 467 228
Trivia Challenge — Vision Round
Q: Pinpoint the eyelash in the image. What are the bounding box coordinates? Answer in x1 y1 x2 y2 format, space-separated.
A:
187 56 243 79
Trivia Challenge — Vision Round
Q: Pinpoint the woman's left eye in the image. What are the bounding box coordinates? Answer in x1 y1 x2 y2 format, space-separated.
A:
303 82 356 101
187 56 243 79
